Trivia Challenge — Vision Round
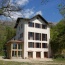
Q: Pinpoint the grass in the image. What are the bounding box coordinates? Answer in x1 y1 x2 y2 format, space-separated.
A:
0 60 30 65
0 58 65 65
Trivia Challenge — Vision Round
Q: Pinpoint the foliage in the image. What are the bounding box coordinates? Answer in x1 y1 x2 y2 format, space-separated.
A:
50 19 65 57
0 21 15 56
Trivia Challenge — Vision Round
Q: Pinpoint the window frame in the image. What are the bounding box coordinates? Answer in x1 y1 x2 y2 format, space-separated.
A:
28 42 34 48
42 34 47 41
28 32 34 40
35 43 41 48
35 23 41 28
28 22 34 27
42 24 47 29
42 43 48 48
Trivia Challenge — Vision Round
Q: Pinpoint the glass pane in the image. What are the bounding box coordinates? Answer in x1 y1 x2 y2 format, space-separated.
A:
18 51 22 57
13 43 17 49
12 51 17 57
28 52 33 58
18 44 22 49
28 42 34 48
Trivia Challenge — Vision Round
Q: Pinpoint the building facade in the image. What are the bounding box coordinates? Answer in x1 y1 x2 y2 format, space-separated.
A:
6 14 50 59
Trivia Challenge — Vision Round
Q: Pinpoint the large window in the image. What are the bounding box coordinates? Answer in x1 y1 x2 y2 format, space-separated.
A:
35 23 40 28
28 32 34 40
12 43 17 49
42 24 47 29
28 22 34 27
42 43 48 48
42 34 47 41
28 42 34 48
18 51 22 57
12 51 17 57
18 44 22 49
35 33 41 40
36 43 41 48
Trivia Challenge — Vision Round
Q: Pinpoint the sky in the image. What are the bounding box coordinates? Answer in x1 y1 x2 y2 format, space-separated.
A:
0 0 63 22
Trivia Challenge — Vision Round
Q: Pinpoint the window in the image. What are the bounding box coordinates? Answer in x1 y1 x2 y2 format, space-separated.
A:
12 51 17 57
36 43 41 48
19 26 20 30
28 52 33 58
35 23 40 28
36 52 41 58
42 24 47 29
28 32 34 40
35 33 41 40
18 51 22 57
18 44 22 49
21 24 22 28
12 43 17 49
42 43 48 48
20 33 23 38
28 22 34 27
28 42 34 48
42 34 47 41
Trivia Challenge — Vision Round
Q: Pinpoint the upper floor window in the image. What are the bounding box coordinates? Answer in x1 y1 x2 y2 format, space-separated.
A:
36 43 41 48
28 22 34 27
42 34 47 41
28 32 34 40
20 33 23 38
42 43 48 48
42 24 47 29
35 23 40 28
35 33 41 40
28 42 34 48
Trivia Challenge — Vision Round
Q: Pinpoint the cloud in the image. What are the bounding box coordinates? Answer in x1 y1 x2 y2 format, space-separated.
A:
36 11 42 15
11 0 29 6
10 12 23 19
10 9 34 19
23 9 34 18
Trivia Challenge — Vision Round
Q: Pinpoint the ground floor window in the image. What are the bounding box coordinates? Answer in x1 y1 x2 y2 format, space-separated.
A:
28 52 33 58
12 51 17 57
18 51 22 57
44 52 48 58
36 52 41 58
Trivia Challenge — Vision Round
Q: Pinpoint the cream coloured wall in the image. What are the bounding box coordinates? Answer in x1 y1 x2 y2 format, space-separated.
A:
15 18 50 59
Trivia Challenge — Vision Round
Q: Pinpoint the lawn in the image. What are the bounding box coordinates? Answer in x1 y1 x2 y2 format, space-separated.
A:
0 58 65 65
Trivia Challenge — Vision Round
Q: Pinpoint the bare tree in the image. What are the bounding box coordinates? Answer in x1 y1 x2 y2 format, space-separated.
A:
0 0 23 19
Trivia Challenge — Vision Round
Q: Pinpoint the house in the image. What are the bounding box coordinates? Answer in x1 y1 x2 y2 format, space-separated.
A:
6 14 50 59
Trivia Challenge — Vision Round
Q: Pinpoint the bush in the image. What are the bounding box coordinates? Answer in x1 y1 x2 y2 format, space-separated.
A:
53 54 64 59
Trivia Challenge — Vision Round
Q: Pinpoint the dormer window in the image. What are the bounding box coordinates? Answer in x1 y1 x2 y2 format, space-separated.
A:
28 22 34 27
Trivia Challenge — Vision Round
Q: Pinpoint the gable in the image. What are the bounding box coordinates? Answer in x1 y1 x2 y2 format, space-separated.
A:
14 14 49 28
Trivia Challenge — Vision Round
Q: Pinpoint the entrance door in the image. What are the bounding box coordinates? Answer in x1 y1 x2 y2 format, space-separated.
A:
36 52 41 58
44 52 48 58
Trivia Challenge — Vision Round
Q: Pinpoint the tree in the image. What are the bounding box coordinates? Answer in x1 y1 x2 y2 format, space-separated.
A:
50 19 65 57
0 0 23 19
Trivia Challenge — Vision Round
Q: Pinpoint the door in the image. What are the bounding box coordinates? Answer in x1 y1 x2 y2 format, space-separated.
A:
36 52 41 58
44 52 48 58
